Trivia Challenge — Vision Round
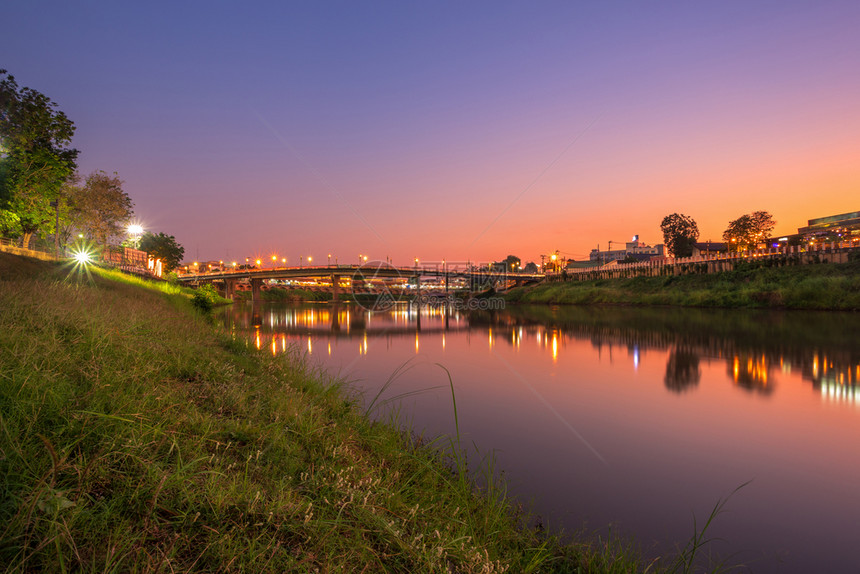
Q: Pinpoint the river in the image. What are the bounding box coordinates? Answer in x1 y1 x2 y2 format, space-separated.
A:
218 300 860 573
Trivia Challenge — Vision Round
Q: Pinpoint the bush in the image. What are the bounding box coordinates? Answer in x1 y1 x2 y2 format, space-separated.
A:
191 283 218 313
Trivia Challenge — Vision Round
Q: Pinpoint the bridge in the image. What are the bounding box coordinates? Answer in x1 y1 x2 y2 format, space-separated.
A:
178 263 545 301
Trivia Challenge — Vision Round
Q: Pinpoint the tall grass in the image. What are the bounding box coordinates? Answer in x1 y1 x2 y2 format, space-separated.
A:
0 253 739 572
508 259 860 310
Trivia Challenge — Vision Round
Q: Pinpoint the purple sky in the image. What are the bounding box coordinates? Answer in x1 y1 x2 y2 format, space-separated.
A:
4 1 859 265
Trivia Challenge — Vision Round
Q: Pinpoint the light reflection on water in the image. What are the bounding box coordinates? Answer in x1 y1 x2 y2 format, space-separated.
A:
220 302 860 572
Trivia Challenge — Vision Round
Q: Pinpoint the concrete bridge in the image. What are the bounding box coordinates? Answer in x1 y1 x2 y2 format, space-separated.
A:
178 263 545 301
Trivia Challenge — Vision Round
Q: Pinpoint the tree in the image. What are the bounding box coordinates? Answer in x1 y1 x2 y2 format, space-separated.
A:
503 254 521 271
0 70 78 246
139 232 185 273
68 170 133 246
660 213 699 258
722 211 776 252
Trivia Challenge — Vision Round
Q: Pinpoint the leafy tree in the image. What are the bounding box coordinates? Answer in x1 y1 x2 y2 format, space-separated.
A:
68 170 133 246
0 70 78 246
503 254 521 270
139 231 185 273
660 213 699 258
722 211 776 252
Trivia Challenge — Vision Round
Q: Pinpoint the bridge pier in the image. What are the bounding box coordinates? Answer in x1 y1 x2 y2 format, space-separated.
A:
331 274 341 302
250 278 263 302
224 278 237 300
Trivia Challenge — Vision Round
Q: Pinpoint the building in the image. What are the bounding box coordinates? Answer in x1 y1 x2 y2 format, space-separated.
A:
691 242 729 257
795 211 860 243
589 235 664 263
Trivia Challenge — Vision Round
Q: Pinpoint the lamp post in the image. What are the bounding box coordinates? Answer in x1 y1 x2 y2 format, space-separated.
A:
127 223 144 251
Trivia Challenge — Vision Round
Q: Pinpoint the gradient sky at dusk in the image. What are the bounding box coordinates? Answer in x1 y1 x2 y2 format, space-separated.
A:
4 1 859 265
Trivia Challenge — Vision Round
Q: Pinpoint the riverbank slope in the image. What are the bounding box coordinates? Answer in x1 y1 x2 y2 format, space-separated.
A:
505 257 860 310
1 252 657 573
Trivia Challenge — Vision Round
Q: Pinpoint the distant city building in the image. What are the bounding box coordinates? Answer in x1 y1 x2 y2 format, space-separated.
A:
566 260 601 270
589 235 664 263
691 242 728 257
795 211 860 242
765 210 860 247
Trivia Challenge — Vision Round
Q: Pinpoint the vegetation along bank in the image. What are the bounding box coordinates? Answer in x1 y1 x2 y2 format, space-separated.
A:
505 255 860 311
5 251 747 573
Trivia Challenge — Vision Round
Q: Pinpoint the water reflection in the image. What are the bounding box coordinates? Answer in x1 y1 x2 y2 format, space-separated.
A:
221 302 860 405
664 347 701 393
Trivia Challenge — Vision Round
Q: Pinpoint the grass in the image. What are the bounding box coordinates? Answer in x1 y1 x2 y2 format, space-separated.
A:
1 252 735 572
506 258 860 310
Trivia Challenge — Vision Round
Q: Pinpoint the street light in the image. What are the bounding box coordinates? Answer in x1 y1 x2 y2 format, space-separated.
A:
127 224 144 250
308 256 313 265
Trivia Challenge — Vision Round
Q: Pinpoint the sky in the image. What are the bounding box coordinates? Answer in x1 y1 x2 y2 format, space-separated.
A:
3 1 859 265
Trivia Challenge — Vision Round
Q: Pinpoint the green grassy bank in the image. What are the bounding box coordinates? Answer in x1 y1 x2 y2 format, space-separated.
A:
506 257 860 310
4 252 695 573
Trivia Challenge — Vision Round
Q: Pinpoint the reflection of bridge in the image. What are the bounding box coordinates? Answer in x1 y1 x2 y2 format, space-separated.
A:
179 264 544 301
224 301 470 336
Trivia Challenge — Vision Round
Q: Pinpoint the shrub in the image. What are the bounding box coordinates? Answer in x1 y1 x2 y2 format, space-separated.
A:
191 283 218 313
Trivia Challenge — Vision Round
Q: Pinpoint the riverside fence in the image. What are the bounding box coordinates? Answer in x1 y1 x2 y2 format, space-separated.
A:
546 242 860 283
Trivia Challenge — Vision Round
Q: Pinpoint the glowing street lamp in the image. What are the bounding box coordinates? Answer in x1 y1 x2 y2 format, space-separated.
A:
308 256 313 265
127 223 144 249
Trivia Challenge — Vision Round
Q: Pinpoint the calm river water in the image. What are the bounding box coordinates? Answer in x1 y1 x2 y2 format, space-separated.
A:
219 301 860 573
